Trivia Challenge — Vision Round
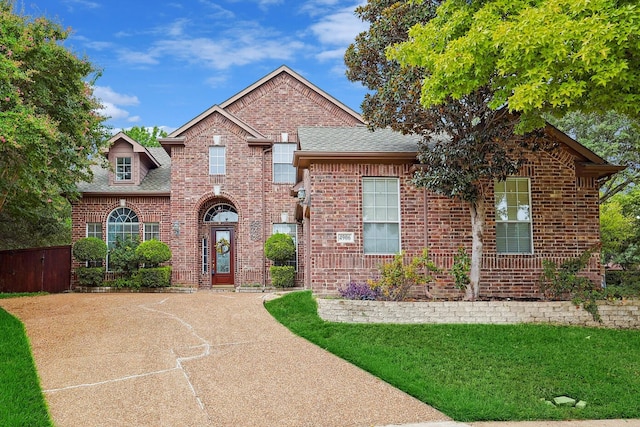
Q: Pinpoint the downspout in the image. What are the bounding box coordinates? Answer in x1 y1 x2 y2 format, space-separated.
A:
263 145 272 288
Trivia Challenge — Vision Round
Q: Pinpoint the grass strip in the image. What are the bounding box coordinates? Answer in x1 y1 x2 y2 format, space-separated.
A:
0 306 53 426
265 291 640 422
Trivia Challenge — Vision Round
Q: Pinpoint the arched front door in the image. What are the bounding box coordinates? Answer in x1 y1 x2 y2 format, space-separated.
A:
204 203 238 287
211 227 234 286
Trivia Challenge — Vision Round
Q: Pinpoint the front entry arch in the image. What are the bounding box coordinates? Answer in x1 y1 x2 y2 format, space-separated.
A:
203 202 238 287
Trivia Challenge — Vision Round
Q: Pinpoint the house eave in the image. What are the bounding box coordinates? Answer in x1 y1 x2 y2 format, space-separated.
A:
79 191 171 198
294 151 418 168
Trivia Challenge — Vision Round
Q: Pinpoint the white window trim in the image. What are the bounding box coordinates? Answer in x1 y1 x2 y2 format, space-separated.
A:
495 177 534 254
273 143 296 184
115 157 132 181
209 146 226 175
362 177 402 255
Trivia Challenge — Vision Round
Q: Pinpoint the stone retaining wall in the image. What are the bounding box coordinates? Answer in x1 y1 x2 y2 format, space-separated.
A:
316 299 640 329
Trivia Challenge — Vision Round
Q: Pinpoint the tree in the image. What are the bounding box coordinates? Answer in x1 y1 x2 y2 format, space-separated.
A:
0 1 108 243
122 126 167 147
548 111 640 202
347 0 545 299
388 0 640 134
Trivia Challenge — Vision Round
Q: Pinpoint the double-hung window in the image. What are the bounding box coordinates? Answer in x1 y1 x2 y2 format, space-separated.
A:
209 146 226 175
144 223 160 241
362 177 400 254
273 144 296 183
494 177 533 254
86 223 103 266
116 157 132 181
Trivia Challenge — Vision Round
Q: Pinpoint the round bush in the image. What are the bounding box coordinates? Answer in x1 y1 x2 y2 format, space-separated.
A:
264 233 295 265
136 240 171 268
75 267 105 287
72 237 107 263
270 265 296 288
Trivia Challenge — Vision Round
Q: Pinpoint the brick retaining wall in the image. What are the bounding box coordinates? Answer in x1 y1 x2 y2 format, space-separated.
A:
316 299 640 329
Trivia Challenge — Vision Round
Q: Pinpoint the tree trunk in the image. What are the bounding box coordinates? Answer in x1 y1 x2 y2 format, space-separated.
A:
467 198 486 300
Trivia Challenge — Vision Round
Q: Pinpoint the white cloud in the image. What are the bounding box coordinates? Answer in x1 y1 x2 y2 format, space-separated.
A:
93 86 140 122
93 86 140 106
309 4 368 47
127 115 141 123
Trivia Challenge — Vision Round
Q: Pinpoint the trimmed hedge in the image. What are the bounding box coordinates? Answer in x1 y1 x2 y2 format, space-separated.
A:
72 237 107 263
75 267 105 287
136 240 171 268
134 266 172 288
264 233 295 266
270 265 295 288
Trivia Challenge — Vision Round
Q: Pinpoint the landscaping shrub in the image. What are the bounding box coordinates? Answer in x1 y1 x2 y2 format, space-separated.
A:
539 247 602 321
369 249 439 301
75 267 105 287
134 266 172 288
270 265 295 288
264 233 295 266
338 281 380 300
72 237 107 265
136 240 171 267
109 237 140 276
450 246 471 292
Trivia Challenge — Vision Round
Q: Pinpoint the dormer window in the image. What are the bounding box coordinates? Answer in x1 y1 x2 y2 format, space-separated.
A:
116 157 132 181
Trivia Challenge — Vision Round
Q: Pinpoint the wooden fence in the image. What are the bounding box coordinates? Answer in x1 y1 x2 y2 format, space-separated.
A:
0 246 71 293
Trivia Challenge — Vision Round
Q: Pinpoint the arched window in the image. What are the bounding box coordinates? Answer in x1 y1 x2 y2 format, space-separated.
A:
107 207 139 249
204 204 238 223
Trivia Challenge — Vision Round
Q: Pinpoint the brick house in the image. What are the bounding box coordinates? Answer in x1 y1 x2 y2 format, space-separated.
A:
72 65 622 298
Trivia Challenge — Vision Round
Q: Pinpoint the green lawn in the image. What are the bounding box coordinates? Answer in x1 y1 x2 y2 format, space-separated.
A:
265 291 640 422
0 296 53 427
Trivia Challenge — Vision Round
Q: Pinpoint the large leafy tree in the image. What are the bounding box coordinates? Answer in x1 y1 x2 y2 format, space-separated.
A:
389 0 640 133
122 125 167 147
346 0 545 299
549 111 640 203
0 1 108 246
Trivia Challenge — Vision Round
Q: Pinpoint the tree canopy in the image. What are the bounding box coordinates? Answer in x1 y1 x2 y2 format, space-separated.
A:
549 111 640 202
0 1 108 222
346 0 546 299
122 125 167 147
388 0 640 133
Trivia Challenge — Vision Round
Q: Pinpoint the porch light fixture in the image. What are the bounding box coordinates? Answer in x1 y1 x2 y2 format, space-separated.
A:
297 188 306 202
172 221 180 236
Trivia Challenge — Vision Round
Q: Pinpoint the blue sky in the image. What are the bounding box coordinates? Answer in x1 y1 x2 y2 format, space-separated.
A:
28 0 369 132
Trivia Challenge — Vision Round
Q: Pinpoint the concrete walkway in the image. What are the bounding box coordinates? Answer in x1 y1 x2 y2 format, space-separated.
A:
2 292 639 427
1 292 448 427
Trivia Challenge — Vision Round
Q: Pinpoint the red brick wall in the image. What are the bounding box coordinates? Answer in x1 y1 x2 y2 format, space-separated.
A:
70 196 171 274
167 72 363 287
305 148 602 299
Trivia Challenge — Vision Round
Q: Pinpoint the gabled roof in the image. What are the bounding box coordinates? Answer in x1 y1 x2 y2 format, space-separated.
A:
107 132 161 168
77 146 171 196
166 105 265 140
220 65 363 123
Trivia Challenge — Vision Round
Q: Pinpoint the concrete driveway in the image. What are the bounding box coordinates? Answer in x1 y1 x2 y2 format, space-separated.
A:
0 292 449 427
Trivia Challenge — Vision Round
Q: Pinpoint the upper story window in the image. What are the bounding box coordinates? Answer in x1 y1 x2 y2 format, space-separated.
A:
273 143 296 183
494 177 533 254
209 146 226 175
116 157 132 181
362 177 400 254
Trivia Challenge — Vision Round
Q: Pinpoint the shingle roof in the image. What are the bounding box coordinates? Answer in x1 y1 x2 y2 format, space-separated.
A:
77 147 171 194
297 126 421 153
